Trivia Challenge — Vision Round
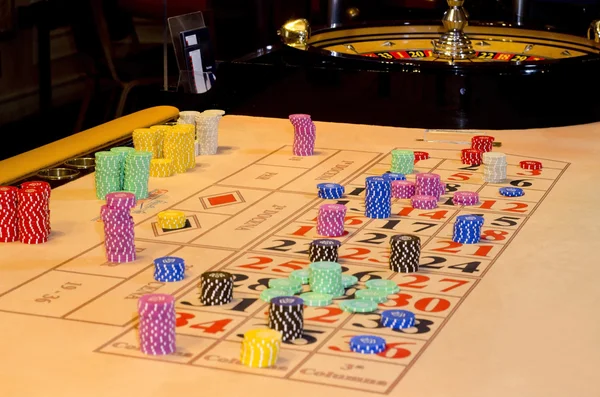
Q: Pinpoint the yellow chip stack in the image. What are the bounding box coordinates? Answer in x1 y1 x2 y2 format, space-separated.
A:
240 328 282 368
149 125 171 158
150 158 174 177
132 128 160 158
157 210 186 229
173 124 196 170
163 127 188 174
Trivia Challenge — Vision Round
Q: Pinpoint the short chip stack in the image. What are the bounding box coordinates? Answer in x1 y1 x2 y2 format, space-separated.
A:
101 192 137 263
200 271 234 305
21 181 51 234
520 160 542 170
452 191 479 206
18 187 50 244
157 210 186 230
195 110 224 155
309 238 340 262
268 296 304 342
471 135 494 152
123 150 152 199
0 186 18 242
150 158 175 177
364 176 391 219
390 150 415 174
316 203 346 237
452 214 484 244
309 261 345 297
349 335 387 354
413 151 429 163
240 328 282 368
317 183 344 199
461 148 483 165
499 187 524 197
391 180 416 199
382 172 406 182
289 114 316 156
132 128 161 158
94 151 123 199
389 234 421 273
482 152 507 183
415 173 444 200
138 293 176 355
410 194 438 210
153 256 185 282
381 309 416 330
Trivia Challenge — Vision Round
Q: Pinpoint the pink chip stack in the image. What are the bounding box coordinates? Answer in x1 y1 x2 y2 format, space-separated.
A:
411 195 438 210
316 204 346 237
289 114 316 156
0 186 18 242
415 173 445 200
101 192 137 263
138 294 176 355
391 180 416 199
452 191 480 206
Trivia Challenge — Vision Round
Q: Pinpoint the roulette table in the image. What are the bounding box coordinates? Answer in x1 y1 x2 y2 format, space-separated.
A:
1 107 600 397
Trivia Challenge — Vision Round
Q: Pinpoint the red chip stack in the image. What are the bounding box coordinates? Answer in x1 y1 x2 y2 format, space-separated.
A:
520 160 543 170
471 135 494 152
0 186 19 242
461 148 483 165
18 187 50 244
413 151 429 164
21 181 51 234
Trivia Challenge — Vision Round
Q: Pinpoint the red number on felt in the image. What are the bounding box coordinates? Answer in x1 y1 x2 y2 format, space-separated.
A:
176 312 233 334
478 200 529 213
338 247 371 261
305 307 344 323
236 256 273 270
272 260 308 273
439 278 470 292
312 215 364 226
291 225 314 237
431 240 494 257
481 230 509 241
397 207 449 220
380 294 451 313
447 172 472 181
397 275 429 290
378 342 414 359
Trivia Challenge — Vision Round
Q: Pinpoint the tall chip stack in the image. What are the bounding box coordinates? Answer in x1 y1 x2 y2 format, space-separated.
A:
163 126 194 173
268 296 304 342
94 151 122 199
240 328 282 368
199 271 234 305
0 186 18 242
21 181 51 234
482 152 507 183
415 173 444 200
101 192 137 263
110 146 136 187
123 151 152 199
289 113 316 156
195 110 224 155
309 261 345 297
137 293 176 355
364 176 392 219
389 234 421 272
452 214 484 244
18 187 50 244
174 124 196 169
149 125 169 158
316 203 346 237
132 128 160 158
471 135 494 152
390 150 415 174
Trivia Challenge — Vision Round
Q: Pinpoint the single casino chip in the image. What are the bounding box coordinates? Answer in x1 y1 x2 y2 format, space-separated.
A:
520 160 543 170
381 310 416 330
338 299 378 313
355 289 389 303
268 278 303 294
260 288 290 303
349 335 387 354
289 269 310 284
342 274 358 288
157 210 187 230
499 187 525 197
299 292 333 306
365 279 400 294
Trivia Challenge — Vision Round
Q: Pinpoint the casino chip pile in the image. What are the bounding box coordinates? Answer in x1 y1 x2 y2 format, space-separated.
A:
240 328 282 368
309 261 345 297
317 183 344 199
153 256 185 282
453 214 484 244
268 296 304 342
364 176 392 219
309 238 340 262
138 293 176 355
200 271 234 305
483 152 507 183
94 148 152 200
101 192 137 263
389 234 421 273
316 204 346 237
157 210 186 230
289 114 316 156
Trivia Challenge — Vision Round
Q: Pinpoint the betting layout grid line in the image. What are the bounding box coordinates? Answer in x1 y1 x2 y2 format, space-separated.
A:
95 147 569 395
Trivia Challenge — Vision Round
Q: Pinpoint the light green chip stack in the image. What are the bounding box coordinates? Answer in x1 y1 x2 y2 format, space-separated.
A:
338 299 378 313
260 288 290 303
268 278 303 294
390 150 415 174
123 150 152 199
110 146 136 188
94 151 123 199
308 261 345 297
289 269 310 284
299 292 333 307
365 279 400 294
355 289 389 303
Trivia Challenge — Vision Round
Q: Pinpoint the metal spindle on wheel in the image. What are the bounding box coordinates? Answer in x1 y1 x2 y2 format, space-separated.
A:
433 0 475 59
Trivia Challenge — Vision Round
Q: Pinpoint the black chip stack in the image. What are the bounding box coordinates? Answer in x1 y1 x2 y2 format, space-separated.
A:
309 239 341 262
389 234 421 273
200 271 234 305
268 296 304 342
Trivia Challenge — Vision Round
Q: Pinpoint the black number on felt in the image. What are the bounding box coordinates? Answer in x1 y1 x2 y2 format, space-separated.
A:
419 256 447 270
335 199 364 212
345 187 365 197
285 328 324 345
448 261 481 273
444 184 461 193
247 278 273 292
351 314 433 335
231 273 249 288
469 213 520 227
510 179 533 187
180 297 257 313
262 239 310 255
356 232 389 245
458 164 480 171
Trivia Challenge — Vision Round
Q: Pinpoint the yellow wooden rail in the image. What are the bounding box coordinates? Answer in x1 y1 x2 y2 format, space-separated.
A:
0 106 180 185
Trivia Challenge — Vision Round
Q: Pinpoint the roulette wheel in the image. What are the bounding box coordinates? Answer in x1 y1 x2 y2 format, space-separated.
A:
223 0 600 129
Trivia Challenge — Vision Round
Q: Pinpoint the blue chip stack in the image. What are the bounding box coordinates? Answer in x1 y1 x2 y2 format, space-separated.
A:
349 335 387 354
153 256 186 282
499 187 524 197
381 310 416 330
317 183 344 199
364 176 391 219
382 172 406 182
452 214 484 244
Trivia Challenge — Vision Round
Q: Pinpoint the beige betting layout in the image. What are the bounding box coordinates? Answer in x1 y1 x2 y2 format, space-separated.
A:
1 115 600 397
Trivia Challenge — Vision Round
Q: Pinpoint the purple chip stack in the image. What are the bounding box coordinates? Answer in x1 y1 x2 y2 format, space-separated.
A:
289 114 316 156
101 192 137 263
452 191 479 206
411 195 438 210
137 294 176 355
415 173 445 200
316 204 346 237
391 180 416 199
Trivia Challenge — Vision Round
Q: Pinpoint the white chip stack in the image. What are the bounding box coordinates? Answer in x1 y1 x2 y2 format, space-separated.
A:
195 109 225 155
482 152 507 183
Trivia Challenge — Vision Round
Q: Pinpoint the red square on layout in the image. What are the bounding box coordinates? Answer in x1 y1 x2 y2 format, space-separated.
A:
208 194 237 206
199 190 245 210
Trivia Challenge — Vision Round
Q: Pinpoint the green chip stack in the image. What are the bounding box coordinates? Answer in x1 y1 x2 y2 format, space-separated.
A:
110 147 136 188
94 151 123 199
123 151 152 199
308 261 345 297
390 150 415 174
